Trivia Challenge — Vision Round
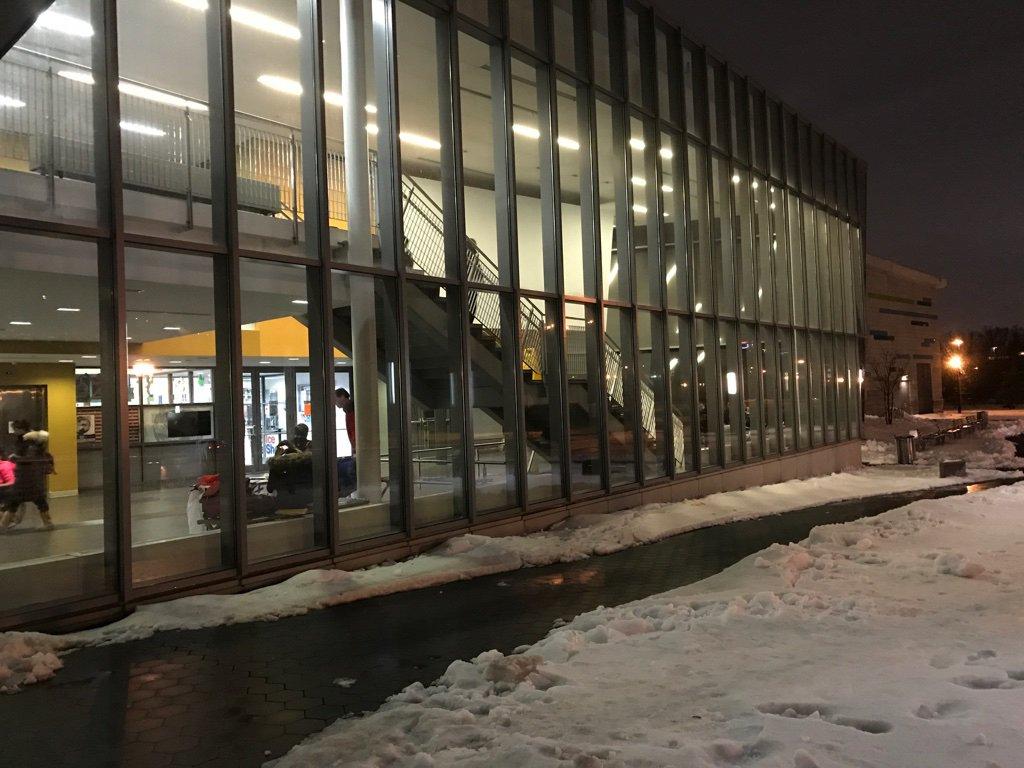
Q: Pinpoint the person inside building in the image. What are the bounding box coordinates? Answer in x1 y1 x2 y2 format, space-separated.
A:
273 423 312 457
0 430 55 531
335 387 356 454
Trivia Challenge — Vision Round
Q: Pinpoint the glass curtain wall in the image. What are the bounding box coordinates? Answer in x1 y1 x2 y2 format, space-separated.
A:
0 0 867 627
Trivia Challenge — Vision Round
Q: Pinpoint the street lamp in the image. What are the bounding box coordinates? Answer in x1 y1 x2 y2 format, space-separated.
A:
950 337 964 348
946 352 965 414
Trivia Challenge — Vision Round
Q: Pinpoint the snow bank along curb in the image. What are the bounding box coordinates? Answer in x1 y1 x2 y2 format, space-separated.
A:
274 482 1024 768
862 419 1024 468
0 466 1016 693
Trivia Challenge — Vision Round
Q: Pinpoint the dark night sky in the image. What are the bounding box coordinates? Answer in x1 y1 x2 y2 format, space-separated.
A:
651 0 1024 332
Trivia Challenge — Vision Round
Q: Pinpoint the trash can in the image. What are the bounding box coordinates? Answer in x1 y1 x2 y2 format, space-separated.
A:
977 411 989 429
895 435 915 465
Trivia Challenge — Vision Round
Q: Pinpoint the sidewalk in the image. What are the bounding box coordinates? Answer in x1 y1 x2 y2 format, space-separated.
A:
0 482 1004 768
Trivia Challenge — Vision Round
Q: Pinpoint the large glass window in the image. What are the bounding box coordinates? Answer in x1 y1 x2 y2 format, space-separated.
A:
689 142 712 313
808 332 824 445
759 326 779 454
239 259 327 563
638 311 670 480
521 297 564 502
596 98 628 301
625 7 644 106
396 3 455 278
768 99 784 180
740 325 761 459
751 86 767 172
847 336 861 438
332 272 403 543
117 0 212 244
789 191 806 325
829 215 845 331
706 59 729 153
604 307 638 486
752 175 773 321
0 0 103 226
695 319 720 467
557 78 591 297
711 155 735 317
405 282 465 527
778 330 796 452
669 318 696 473
730 74 749 164
823 336 837 443
632 116 659 307
682 42 706 140
468 290 519 512
126 248 232 585
460 33 504 286
553 0 579 72
770 185 791 324
513 59 556 292
0 233 115 613
591 0 613 92
816 207 832 331
837 336 850 442
565 303 602 493
802 200 819 328
794 331 811 448
655 27 680 125
720 324 742 463
662 132 688 311
732 167 755 320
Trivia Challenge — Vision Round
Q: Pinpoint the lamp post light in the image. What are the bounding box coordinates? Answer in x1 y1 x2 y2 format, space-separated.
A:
946 352 965 414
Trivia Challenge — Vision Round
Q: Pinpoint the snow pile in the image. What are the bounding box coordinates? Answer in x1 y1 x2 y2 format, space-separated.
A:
0 467 1015 693
0 632 69 693
275 483 1024 768
862 419 1024 470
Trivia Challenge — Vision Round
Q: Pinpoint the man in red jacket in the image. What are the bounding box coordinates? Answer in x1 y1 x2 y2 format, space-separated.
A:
335 387 356 455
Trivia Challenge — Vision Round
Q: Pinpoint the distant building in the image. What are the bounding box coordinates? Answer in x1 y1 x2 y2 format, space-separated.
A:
864 255 947 415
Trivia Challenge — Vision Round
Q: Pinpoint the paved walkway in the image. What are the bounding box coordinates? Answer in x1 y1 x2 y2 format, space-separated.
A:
0 483 1005 768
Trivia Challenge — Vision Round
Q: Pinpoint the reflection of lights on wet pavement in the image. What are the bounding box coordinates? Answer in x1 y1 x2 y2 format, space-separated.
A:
530 568 603 587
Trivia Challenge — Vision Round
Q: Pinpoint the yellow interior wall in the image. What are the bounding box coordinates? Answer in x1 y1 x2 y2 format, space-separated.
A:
134 316 345 360
0 363 78 493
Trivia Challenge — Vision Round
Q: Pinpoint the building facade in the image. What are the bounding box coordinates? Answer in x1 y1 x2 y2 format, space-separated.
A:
0 0 866 631
864 254 945 416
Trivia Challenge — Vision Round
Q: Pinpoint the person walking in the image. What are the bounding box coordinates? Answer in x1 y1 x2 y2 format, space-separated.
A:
0 430 55 531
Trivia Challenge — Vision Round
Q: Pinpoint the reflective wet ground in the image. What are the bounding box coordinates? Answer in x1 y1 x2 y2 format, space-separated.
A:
1 480 1018 768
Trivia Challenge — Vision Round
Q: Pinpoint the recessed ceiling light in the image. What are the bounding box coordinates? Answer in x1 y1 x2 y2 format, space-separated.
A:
629 137 646 151
659 147 673 159
365 123 379 135
365 104 378 114
291 299 309 305
399 132 441 151
632 204 648 214
288 357 299 361
556 136 580 151
631 176 646 187
259 360 271 364
731 173 741 184
0 95 26 108
57 307 80 312
163 326 182 331
9 320 31 326
170 360 182 364
82 355 98 359
58 359 74 363
37 10 94 38
661 184 673 193
57 69 94 85
121 120 166 137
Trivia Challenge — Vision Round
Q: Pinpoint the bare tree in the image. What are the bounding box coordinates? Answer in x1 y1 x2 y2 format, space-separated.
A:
866 350 906 425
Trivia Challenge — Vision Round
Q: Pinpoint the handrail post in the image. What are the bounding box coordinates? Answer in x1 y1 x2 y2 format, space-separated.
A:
289 128 299 242
184 105 194 230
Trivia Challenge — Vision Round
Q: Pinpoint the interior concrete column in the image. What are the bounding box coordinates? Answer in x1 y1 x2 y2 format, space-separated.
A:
341 0 382 502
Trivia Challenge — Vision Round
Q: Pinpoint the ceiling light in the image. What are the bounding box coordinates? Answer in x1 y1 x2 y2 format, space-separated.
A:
557 136 580 151
696 349 706 364
669 357 678 370
629 137 646 151
659 147 673 159
0 95 26 108
57 69 94 85
665 264 677 283
231 6 300 40
120 121 166 137
400 132 441 150
769 202 777 210
37 10 94 37
57 307 80 312
259 360 271 365
258 74 302 96
9 320 31 326
632 204 648 214
323 90 345 107
291 299 308 305
751 180 759 189
365 103 378 114
170 360 183 364
170 0 208 8
661 184 673 193
365 123 379 135
59 359 74 363
120 82 208 112
731 173 741 184
163 325 182 331
82 354 98 359
131 361 156 377
694 302 703 312
512 123 541 140
631 176 646 187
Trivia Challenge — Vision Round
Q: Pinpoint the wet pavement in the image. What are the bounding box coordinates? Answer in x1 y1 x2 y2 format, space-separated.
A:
0 481 1015 768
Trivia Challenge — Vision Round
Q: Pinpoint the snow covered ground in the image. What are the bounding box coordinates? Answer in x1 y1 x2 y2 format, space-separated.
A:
861 416 1024 469
275 482 1024 768
2 467 1015 694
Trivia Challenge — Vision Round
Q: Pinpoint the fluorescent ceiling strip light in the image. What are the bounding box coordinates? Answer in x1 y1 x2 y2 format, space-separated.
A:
365 123 379 135
661 184 673 193
631 176 646 187
632 204 648 214
0 95 25 108
171 1 300 40
629 137 646 150
9 321 31 326
659 147 673 159
400 132 441 150
57 69 94 85
512 123 540 140
119 82 208 112
257 74 303 96
556 136 579 150
57 307 80 312
121 120 166 137
37 10 94 37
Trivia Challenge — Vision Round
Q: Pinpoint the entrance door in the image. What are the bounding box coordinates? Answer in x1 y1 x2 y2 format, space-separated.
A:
916 362 934 413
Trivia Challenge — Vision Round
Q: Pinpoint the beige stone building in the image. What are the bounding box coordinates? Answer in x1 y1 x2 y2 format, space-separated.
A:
864 255 947 415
